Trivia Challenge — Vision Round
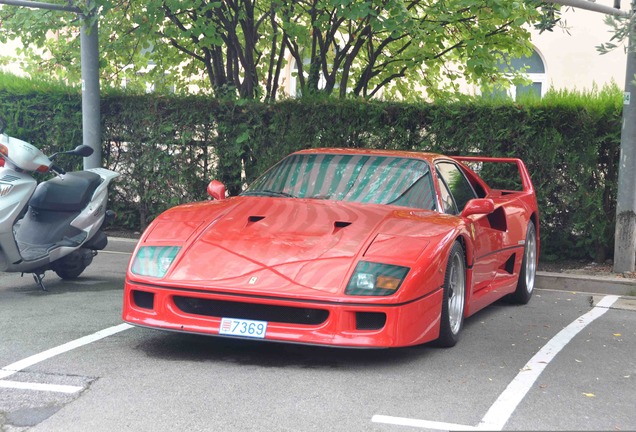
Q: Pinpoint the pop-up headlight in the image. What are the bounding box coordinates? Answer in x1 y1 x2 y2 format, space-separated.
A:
131 246 181 278
345 261 409 296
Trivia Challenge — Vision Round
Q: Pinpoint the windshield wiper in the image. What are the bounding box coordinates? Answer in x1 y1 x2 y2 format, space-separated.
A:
307 194 331 200
242 189 297 198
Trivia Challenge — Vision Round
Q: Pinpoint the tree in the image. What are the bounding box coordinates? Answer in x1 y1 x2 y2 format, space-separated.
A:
0 0 560 101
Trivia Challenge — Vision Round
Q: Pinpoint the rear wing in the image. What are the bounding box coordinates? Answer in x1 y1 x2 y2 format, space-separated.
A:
453 156 534 194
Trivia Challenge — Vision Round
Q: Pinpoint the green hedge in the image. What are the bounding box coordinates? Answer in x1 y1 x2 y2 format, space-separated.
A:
0 72 622 262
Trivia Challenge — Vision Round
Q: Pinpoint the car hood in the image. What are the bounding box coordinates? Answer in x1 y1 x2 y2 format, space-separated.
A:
139 197 454 298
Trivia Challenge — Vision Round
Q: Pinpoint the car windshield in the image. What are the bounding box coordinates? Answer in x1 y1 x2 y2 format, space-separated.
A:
243 153 436 210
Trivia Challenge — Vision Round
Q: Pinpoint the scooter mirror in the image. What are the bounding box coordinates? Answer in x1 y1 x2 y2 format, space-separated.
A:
71 145 94 157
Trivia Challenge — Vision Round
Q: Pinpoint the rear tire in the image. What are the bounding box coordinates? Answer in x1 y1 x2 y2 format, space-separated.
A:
51 248 94 280
55 265 87 280
508 221 537 304
434 241 466 348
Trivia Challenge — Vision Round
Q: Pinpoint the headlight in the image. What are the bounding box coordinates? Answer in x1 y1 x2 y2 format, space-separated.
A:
131 246 181 278
345 261 409 296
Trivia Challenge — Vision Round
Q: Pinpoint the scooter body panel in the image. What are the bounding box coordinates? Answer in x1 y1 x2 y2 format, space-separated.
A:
70 167 120 235
0 134 52 173
0 168 37 269
1 128 120 283
7 168 120 273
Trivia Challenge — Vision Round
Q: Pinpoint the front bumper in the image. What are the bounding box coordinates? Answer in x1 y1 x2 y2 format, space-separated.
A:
122 280 443 348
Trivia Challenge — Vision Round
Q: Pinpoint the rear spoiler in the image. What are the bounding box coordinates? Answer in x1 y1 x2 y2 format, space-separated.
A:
453 156 534 194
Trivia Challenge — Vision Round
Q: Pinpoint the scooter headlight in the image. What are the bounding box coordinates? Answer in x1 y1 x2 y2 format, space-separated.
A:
131 246 181 278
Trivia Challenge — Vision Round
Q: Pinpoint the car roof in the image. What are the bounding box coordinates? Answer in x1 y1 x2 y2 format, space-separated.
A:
293 148 447 163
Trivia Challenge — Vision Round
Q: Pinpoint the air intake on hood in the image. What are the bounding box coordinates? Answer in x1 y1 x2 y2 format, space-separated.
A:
248 215 266 224
333 221 352 233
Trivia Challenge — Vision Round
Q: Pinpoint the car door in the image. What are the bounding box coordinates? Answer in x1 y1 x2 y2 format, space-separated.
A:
435 161 502 293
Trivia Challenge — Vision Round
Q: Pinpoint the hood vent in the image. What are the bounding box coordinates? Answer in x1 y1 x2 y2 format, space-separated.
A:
333 221 352 234
247 215 266 225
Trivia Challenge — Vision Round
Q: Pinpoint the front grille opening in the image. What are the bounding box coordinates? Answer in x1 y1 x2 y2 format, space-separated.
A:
356 312 386 330
133 290 155 310
173 296 329 325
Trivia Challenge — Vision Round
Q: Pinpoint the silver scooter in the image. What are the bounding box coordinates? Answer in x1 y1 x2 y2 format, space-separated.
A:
0 118 119 290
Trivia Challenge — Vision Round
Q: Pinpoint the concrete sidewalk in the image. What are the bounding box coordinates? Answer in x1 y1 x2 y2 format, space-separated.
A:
537 271 636 297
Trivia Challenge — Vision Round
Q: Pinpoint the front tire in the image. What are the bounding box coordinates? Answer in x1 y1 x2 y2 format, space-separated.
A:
435 241 467 348
508 221 537 304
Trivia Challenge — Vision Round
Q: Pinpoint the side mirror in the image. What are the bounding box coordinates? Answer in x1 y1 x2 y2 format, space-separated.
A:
461 198 495 218
207 180 226 200
71 145 94 157
50 144 94 161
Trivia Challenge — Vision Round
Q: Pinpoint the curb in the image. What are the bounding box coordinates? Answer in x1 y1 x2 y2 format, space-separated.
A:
536 271 636 297
109 237 140 243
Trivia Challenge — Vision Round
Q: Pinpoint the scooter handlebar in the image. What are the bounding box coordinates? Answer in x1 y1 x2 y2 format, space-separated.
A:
50 164 66 175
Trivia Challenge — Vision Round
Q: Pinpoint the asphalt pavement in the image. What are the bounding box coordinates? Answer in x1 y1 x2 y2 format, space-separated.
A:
0 237 634 431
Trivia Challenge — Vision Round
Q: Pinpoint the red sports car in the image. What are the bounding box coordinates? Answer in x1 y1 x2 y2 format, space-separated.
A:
122 149 539 348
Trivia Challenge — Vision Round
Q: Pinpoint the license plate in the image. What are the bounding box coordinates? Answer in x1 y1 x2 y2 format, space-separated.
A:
219 317 268 339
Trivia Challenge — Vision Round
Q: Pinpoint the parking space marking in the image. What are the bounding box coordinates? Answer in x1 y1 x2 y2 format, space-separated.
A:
371 416 480 431
0 323 132 380
0 380 83 394
372 295 621 430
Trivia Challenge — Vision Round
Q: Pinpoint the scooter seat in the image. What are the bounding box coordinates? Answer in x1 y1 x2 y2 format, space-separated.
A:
29 171 102 212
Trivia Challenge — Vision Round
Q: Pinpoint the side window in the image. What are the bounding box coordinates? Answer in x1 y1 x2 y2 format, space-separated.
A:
436 162 477 215
437 177 457 214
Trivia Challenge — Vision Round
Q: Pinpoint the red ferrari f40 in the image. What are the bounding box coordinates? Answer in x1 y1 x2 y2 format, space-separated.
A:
123 149 539 348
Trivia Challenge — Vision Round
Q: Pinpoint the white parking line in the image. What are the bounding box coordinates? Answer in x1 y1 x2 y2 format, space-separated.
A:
0 380 83 394
372 295 621 430
0 323 133 381
371 416 481 431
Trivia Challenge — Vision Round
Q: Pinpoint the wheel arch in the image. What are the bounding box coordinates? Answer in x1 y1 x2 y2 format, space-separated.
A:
529 212 540 258
455 232 472 269
453 232 474 317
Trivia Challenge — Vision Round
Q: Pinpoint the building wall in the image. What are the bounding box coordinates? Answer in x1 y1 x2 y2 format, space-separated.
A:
531 1 628 92
0 38 26 76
